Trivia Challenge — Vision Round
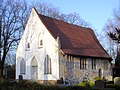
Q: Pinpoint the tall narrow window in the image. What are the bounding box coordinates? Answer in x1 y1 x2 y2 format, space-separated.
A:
28 43 30 48
92 59 96 70
38 32 43 48
26 43 30 51
38 39 43 48
20 58 26 75
80 58 87 69
40 40 43 46
44 55 52 74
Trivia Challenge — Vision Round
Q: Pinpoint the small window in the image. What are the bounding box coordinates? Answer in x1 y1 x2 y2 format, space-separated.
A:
38 39 43 48
40 40 43 46
38 32 43 48
28 43 30 48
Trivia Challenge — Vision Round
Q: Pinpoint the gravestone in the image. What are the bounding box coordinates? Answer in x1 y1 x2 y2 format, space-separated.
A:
114 77 120 84
94 80 105 89
98 68 102 78
19 75 23 82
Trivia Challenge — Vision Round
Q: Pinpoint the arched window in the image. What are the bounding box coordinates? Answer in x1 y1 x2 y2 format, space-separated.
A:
31 57 38 80
26 43 30 51
20 58 26 75
104 61 108 70
31 57 38 67
44 55 52 74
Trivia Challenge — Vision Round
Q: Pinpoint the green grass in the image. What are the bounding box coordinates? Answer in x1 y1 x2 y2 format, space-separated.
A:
0 80 86 90
105 84 120 89
1 79 119 90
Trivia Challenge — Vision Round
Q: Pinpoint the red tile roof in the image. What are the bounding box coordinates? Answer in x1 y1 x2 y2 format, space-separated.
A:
36 9 111 59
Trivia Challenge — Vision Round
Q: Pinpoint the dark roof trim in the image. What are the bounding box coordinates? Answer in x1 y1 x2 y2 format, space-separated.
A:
65 53 112 61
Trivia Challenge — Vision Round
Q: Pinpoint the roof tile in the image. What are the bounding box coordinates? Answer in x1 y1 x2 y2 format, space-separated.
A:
38 13 111 59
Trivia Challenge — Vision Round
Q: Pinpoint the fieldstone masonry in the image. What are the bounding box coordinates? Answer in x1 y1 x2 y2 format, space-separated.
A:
59 54 112 84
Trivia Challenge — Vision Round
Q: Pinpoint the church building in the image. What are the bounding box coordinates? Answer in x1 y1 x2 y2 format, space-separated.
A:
16 8 112 84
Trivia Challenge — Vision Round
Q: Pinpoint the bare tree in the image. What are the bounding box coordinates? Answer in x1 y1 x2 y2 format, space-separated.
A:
32 2 90 27
102 8 120 60
0 0 29 77
108 28 120 43
5 52 16 66
61 13 90 27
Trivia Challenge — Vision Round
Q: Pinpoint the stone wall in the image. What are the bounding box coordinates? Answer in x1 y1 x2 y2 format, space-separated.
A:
59 53 112 84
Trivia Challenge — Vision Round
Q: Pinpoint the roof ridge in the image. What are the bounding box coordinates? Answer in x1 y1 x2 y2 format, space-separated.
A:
39 13 91 30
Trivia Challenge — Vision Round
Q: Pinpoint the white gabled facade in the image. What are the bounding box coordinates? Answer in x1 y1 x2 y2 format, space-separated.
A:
16 8 60 81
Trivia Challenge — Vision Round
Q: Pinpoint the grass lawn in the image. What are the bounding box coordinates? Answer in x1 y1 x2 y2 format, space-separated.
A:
0 79 119 90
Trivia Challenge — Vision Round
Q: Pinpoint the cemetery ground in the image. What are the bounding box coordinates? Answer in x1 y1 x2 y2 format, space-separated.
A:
0 77 119 90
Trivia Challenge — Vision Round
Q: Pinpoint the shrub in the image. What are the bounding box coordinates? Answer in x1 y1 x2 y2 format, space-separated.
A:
78 81 94 87
78 81 87 87
78 82 94 90
89 81 94 87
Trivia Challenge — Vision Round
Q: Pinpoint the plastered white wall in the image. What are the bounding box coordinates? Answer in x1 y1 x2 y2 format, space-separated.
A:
16 8 59 80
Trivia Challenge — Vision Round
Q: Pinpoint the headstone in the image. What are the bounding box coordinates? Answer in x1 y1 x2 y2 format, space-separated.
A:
60 77 64 84
98 68 102 78
114 77 120 84
57 77 64 84
94 80 105 89
19 75 23 82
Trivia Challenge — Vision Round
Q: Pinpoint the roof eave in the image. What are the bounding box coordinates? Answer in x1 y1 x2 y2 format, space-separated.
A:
63 52 112 60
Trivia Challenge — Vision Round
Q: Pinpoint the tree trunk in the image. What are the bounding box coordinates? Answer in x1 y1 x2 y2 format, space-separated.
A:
0 61 4 78
0 16 2 77
0 63 4 77
0 51 7 78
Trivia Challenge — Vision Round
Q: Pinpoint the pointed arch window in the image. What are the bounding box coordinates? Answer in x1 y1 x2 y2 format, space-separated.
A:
44 55 52 74
104 61 108 70
38 33 43 48
26 43 30 51
20 58 26 75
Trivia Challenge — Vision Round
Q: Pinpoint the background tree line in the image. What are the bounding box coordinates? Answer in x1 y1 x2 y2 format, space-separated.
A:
102 8 120 59
104 7 120 69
